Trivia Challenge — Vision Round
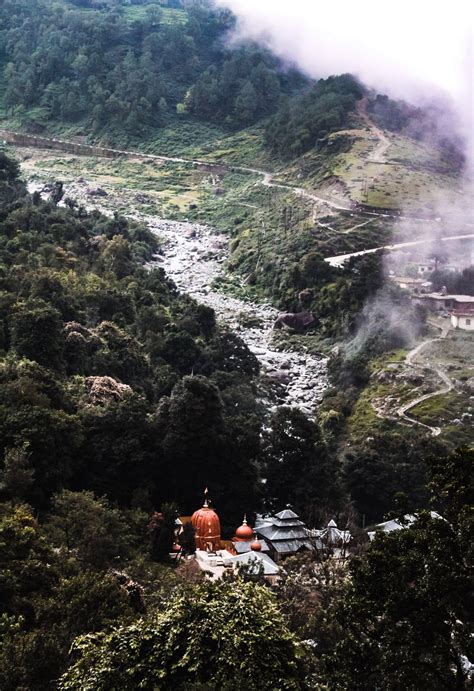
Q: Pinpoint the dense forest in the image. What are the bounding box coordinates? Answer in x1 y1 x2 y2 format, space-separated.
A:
1 144 472 688
0 0 472 687
0 0 360 157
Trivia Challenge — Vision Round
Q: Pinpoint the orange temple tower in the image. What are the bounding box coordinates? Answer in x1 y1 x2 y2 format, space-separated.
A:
191 488 221 552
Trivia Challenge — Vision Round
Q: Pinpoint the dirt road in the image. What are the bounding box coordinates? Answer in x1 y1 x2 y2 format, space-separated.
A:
396 333 453 436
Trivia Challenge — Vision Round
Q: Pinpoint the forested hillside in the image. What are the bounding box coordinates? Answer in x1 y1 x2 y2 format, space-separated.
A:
0 0 361 157
0 150 269 519
0 149 472 688
0 0 472 685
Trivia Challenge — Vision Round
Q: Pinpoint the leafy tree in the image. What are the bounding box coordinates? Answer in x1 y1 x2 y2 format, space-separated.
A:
178 521 196 555
11 301 64 371
156 375 226 510
428 446 473 525
321 513 473 689
0 505 59 621
263 407 337 518
0 443 34 502
342 432 445 523
45 490 131 569
0 403 83 507
59 580 304 690
275 553 348 648
148 503 178 562
0 570 135 691
78 393 156 504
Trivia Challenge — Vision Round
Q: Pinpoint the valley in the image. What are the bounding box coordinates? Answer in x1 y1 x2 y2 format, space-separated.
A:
25 151 330 414
9 133 472 448
0 1 472 688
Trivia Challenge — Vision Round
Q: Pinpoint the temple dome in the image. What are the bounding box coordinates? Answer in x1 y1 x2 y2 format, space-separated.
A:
250 538 262 552
192 490 221 551
235 515 253 541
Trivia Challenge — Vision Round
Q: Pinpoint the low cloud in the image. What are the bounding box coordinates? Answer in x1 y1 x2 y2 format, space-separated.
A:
216 0 473 153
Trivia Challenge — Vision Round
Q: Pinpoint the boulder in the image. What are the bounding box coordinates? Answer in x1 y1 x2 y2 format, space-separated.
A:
268 370 291 385
86 187 108 197
273 311 316 332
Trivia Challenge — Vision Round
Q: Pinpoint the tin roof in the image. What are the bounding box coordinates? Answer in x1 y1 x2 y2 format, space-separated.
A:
234 539 269 554
223 551 280 576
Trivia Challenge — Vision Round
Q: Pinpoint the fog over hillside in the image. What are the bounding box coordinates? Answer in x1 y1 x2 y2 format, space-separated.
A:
217 0 473 162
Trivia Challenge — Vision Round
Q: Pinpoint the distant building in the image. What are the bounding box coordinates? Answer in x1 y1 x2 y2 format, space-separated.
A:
451 308 474 331
412 293 474 313
392 276 431 294
416 261 459 276
417 262 436 276
367 511 443 541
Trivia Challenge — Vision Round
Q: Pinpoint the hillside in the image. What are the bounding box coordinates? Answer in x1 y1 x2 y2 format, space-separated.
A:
1 0 470 452
0 1 473 688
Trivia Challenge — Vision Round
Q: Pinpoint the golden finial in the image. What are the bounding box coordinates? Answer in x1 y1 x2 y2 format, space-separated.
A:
203 487 209 508
243 514 247 525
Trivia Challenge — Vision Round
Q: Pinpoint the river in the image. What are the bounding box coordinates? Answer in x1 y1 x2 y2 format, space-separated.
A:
28 179 329 414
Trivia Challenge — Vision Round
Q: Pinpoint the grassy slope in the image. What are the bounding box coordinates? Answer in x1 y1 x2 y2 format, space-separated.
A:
346 333 474 449
276 116 463 215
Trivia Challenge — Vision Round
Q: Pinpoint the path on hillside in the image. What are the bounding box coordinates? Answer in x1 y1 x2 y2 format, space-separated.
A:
1 128 432 222
368 124 392 163
356 97 392 164
325 233 474 267
396 331 453 436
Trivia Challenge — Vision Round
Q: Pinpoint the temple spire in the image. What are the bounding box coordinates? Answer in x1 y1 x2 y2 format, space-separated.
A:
203 487 209 508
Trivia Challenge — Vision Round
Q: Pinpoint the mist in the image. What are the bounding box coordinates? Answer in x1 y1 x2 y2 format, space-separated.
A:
216 0 473 153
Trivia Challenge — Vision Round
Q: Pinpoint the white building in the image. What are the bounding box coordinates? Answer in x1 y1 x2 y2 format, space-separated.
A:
451 309 474 331
367 511 443 540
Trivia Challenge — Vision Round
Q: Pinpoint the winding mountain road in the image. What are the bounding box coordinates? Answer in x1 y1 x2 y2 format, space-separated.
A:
396 329 453 436
0 128 439 222
325 234 474 267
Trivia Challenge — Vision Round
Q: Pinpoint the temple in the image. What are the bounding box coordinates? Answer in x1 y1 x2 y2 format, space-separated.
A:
191 488 221 551
176 491 352 581
254 508 314 562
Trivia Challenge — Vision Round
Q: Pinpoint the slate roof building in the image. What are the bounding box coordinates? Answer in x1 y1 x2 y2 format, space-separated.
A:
222 551 280 584
367 511 443 541
254 508 314 562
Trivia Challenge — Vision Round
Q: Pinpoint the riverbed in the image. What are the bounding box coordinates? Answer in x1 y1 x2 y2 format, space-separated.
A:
28 178 329 414
148 218 329 413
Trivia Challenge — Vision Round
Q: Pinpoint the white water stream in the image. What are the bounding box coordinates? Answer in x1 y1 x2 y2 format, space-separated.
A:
148 219 329 414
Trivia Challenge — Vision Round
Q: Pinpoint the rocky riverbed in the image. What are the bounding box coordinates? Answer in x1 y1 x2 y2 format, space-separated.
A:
148 219 329 413
27 177 329 414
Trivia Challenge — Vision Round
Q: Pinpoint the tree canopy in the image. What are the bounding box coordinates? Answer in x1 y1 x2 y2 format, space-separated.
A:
59 580 304 691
